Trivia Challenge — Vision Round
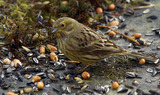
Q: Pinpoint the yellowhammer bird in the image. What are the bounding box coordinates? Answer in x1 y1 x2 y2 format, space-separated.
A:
51 17 159 67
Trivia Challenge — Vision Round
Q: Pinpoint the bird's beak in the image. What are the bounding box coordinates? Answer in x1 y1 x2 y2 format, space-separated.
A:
51 27 58 33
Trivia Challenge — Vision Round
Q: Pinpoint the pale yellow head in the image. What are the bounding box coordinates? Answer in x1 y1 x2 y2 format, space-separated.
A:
52 17 78 38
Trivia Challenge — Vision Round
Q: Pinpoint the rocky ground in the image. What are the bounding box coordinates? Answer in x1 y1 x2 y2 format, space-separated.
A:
0 0 160 95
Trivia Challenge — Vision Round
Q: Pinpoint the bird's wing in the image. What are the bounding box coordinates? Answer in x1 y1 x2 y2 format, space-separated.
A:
71 24 125 55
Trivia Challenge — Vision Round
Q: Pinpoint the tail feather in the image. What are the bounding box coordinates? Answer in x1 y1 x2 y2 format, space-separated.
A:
126 51 160 64
111 50 160 64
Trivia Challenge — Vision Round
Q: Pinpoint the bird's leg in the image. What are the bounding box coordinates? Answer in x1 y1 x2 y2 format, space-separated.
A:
82 64 91 71
74 64 91 74
97 25 141 45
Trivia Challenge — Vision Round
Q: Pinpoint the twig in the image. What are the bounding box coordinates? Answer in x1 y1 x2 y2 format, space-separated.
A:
97 25 141 45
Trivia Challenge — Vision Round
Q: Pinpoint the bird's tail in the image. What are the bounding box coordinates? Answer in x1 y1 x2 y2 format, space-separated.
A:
125 51 160 64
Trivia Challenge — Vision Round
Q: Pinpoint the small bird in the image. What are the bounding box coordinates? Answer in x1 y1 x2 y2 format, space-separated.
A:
51 17 159 67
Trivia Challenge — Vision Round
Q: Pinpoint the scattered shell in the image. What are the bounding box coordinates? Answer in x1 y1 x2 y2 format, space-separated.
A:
146 68 153 73
81 84 88 90
152 29 160 35
112 81 119 90
50 52 58 62
149 90 160 95
118 16 125 22
143 9 150 14
118 22 126 29
132 33 142 39
110 26 118 30
158 82 160 88
61 1 68 6
94 85 110 94
126 72 137 78
117 88 128 93
37 81 44 89
32 57 39 64
136 39 145 45
109 20 119 26
74 77 84 84
145 78 152 83
24 74 32 79
32 75 41 82
13 59 22 68
148 15 158 20
40 45 45 54
124 8 134 16
139 58 146 65
2 58 11 65
108 4 116 11
116 4 124 10
96 7 103 14
82 71 90 79
65 75 70 80
154 59 159 64
132 80 139 86
157 45 160 50
43 1 50 5
22 46 31 53
155 66 160 71
47 73 56 80
50 19 55 26
152 68 158 77
47 44 57 51
6 92 18 95
108 31 116 37
24 88 33 93
124 83 134 89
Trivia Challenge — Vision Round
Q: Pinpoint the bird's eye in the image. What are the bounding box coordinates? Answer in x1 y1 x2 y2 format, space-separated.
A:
61 24 65 27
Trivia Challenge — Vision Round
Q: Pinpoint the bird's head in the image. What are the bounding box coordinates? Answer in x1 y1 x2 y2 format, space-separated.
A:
51 17 77 38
